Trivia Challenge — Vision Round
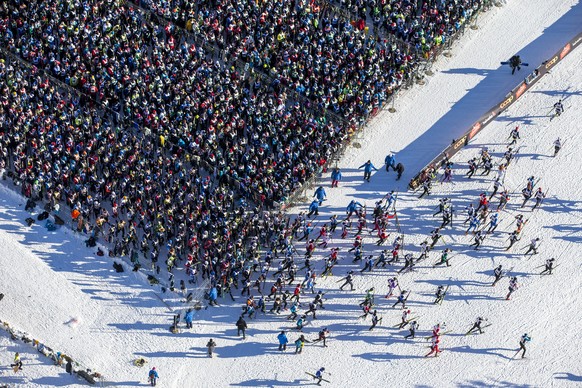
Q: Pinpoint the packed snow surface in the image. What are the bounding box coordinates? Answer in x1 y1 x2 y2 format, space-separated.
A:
1 0 581 387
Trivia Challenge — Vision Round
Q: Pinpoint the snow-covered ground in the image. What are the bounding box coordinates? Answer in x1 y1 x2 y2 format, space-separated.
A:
1 0 581 387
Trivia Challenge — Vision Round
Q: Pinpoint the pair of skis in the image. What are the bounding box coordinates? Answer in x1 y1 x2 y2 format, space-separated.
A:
305 372 331 383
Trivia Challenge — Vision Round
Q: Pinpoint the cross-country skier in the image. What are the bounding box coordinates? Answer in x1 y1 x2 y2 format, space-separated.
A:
554 100 564 116
405 320 419 339
466 215 480 235
434 198 449 217
521 187 532 208
369 310 382 330
506 231 520 251
434 285 446 304
305 302 318 319
490 179 502 200
419 179 432 198
509 126 520 146
418 241 429 262
359 160 378 182
339 271 355 291
392 290 408 309
515 215 528 234
519 333 531 358
287 303 299 320
497 190 510 211
434 249 451 267
313 328 330 347
429 228 442 249
509 55 522 74
492 265 504 286
487 213 499 233
532 188 545 210
295 334 310 354
398 253 415 273
314 367 327 385
467 317 487 335
467 158 478 178
360 255 375 273
553 138 562 157
425 335 442 357
148 367 159 386
524 238 541 255
398 309 412 329
506 277 519 300
10 353 22 372
540 258 556 275
296 315 307 331
385 277 399 298
471 230 485 250
206 339 217 357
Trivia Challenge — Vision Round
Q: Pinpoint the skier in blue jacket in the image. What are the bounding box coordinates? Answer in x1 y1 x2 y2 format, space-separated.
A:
148 367 159 386
385 153 396 171
359 160 378 182
184 309 194 329
314 186 327 204
208 287 218 306
331 167 342 187
307 200 320 217
277 331 289 351
346 200 363 220
519 333 531 358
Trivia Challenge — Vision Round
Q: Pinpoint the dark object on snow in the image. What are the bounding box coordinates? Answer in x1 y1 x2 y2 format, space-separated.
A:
77 370 96 385
37 211 49 221
66 360 73 375
395 163 405 180
96 248 104 256
132 264 141 272
54 215 64 225
0 293 4 301
186 292 193 303
25 199 36 211
113 262 124 273
147 275 160 285
25 217 35 227
86 236 97 247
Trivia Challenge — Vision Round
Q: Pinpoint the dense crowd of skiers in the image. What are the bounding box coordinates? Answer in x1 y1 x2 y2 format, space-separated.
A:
0 0 485 299
0 0 551 380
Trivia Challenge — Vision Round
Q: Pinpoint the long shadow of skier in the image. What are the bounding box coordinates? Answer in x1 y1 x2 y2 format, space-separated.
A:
230 378 310 387
447 345 516 360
